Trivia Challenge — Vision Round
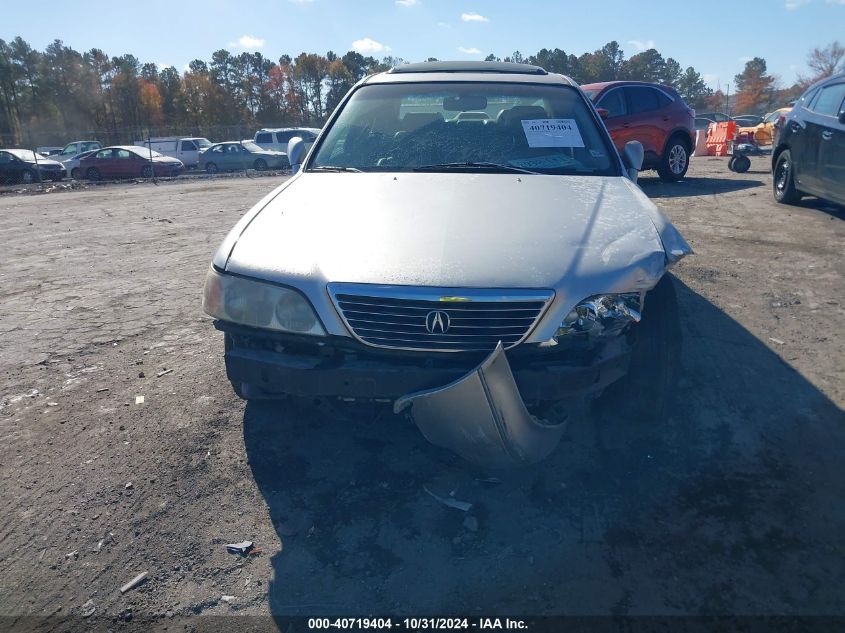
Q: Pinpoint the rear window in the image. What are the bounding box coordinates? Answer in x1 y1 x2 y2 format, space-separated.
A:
255 133 273 144
275 132 295 143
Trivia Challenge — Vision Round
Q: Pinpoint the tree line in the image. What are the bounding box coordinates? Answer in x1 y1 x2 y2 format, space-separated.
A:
1 36 842 147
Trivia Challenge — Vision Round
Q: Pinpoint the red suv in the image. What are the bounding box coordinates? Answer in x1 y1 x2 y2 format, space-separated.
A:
581 81 695 182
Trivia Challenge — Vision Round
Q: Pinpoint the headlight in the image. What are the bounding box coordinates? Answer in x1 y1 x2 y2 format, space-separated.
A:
202 268 325 336
556 293 642 338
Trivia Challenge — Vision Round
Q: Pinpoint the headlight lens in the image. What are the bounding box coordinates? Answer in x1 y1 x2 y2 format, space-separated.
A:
556 293 642 338
202 268 325 336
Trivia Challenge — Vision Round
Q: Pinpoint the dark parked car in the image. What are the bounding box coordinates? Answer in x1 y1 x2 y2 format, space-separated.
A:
0 149 66 184
772 72 845 207
732 114 764 127
78 146 184 180
582 81 695 181
199 141 288 173
696 111 732 122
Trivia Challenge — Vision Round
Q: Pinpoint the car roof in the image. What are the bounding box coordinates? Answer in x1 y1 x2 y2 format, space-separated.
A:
363 60 576 86
581 80 676 92
257 127 320 132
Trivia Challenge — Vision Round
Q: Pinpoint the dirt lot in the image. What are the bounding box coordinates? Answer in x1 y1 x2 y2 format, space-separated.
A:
0 157 843 630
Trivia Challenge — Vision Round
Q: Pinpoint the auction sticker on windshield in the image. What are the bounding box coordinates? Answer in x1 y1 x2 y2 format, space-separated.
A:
522 119 584 148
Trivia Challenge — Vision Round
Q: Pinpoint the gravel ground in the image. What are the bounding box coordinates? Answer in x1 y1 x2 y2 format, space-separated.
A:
0 157 843 630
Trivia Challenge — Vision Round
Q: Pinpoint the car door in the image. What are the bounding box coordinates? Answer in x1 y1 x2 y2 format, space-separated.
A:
178 140 198 167
594 87 629 153
0 150 17 183
810 82 845 204
622 86 664 160
92 149 116 176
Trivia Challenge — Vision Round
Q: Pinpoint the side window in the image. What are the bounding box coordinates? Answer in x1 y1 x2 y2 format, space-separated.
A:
181 141 197 151
95 149 111 159
255 133 272 144
276 132 294 143
116 149 132 159
597 90 626 118
626 87 659 114
60 145 76 157
808 83 845 117
0 152 10 164
654 90 672 108
211 145 225 154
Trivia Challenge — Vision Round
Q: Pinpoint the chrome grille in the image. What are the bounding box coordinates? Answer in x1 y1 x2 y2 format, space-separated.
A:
329 284 553 352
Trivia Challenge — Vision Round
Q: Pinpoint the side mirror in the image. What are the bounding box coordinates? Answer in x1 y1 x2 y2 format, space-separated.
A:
287 137 305 174
839 109 845 125
621 140 644 182
597 108 609 119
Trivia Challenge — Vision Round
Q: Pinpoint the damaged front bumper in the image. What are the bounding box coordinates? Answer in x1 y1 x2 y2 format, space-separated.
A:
218 323 631 466
395 342 569 467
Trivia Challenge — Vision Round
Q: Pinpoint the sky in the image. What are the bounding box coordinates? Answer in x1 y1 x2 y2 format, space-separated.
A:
2 0 844 91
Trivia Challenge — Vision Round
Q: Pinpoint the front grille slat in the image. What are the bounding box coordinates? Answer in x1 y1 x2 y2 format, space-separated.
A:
331 286 552 353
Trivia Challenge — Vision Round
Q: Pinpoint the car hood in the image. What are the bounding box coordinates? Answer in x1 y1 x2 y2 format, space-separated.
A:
227 171 684 285
222 172 691 340
30 158 63 168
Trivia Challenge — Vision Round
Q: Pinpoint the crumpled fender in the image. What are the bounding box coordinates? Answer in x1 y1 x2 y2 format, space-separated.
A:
394 342 566 467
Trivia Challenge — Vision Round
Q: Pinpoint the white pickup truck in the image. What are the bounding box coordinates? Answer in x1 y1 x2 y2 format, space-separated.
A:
133 137 212 169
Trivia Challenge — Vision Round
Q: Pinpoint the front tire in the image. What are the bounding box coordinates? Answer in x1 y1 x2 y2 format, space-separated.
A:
141 164 154 178
205 162 218 174
254 158 267 171
71 167 81 179
598 274 681 422
773 149 802 204
86 167 101 181
657 136 690 182
21 169 34 184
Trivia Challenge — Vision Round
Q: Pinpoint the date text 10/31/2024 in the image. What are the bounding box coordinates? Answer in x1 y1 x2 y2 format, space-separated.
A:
307 617 529 630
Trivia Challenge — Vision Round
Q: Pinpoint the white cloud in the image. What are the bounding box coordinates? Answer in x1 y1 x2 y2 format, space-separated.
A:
627 39 656 52
352 37 391 54
461 12 489 22
228 35 265 50
396 0 418 5
785 0 810 8
458 46 481 55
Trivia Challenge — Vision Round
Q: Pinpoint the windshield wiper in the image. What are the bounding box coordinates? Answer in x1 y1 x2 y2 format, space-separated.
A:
413 162 538 175
308 165 362 172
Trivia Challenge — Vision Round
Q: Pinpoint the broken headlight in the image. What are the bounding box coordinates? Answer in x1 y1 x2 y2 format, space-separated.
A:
555 293 642 338
202 268 325 336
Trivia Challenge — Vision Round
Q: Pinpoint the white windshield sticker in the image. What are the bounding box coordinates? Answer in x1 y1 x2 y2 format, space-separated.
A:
521 119 585 148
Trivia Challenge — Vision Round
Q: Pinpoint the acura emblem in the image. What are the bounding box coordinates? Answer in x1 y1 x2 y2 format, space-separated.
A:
425 310 450 334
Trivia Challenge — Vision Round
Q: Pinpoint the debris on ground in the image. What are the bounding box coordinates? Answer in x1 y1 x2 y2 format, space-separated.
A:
423 486 472 512
125 482 133 489
47 401 58 407
96 387 109 393
118 607 133 622
226 541 254 555
135 395 144 404
769 337 785 345
81 599 96 617
221 595 236 603
119 571 148 594
65 550 78 559
156 368 174 377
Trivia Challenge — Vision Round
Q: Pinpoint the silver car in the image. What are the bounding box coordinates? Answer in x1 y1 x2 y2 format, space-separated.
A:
203 61 692 466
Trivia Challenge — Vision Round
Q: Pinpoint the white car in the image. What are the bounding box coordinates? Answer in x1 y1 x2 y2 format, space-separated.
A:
203 61 692 466
56 140 102 170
